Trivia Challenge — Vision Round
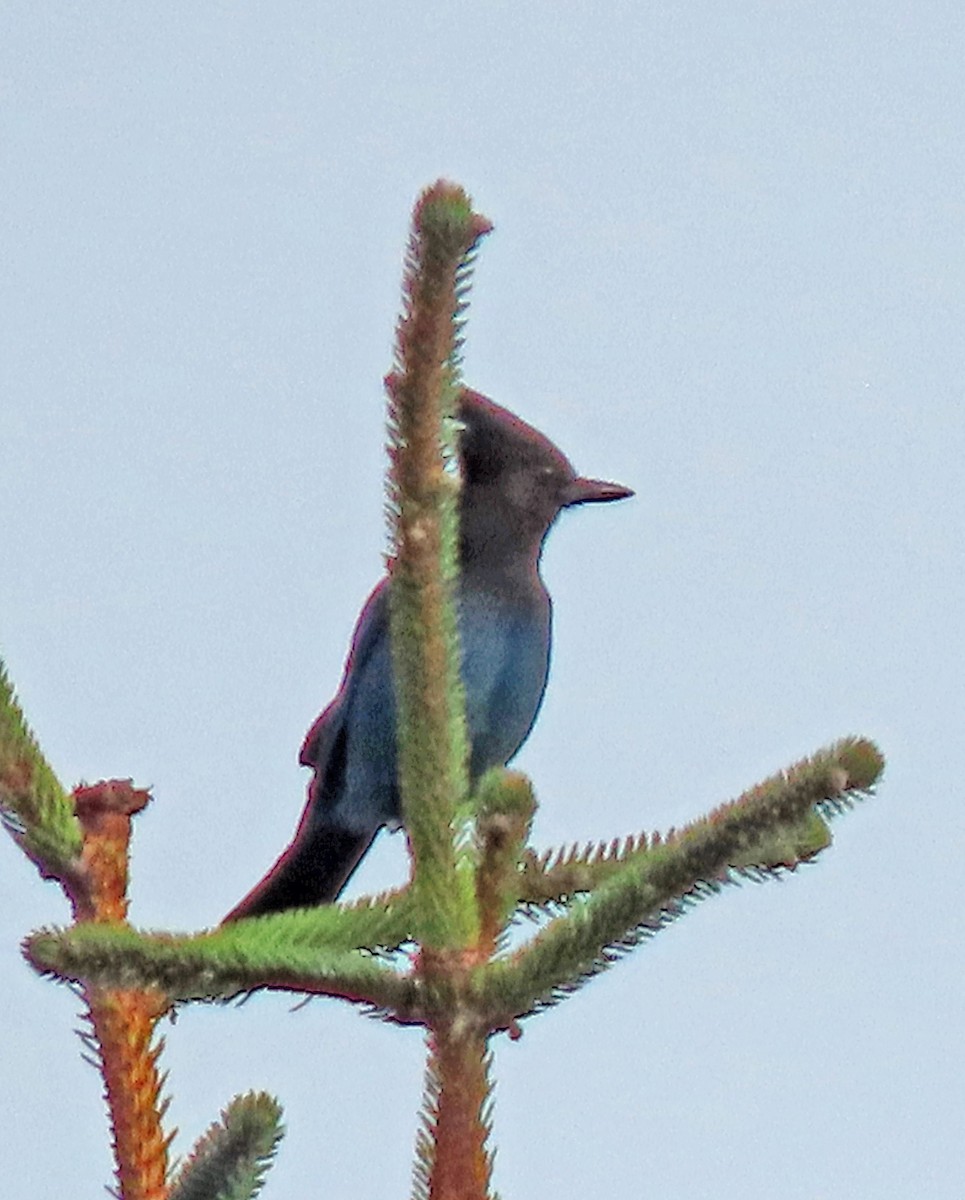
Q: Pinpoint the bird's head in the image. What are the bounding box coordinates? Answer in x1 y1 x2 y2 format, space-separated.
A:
456 390 633 569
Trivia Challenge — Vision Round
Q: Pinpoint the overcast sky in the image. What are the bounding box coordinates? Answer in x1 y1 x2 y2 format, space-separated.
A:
2 4 963 1198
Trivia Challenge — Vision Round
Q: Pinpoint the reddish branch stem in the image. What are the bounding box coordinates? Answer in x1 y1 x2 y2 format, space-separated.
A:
427 1020 493 1200
71 781 171 1199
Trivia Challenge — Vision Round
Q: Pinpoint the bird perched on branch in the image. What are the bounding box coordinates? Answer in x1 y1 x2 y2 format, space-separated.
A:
224 391 632 920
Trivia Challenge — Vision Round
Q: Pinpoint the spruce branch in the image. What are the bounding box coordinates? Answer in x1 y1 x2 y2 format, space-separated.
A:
385 180 491 952
516 739 883 907
218 887 418 953
0 657 82 880
477 738 883 1025
518 832 655 906
69 779 153 922
386 181 506 1200
473 770 536 957
168 1092 284 1200
517 806 831 908
25 921 426 1018
40 777 172 1199
413 1028 496 1200
85 987 172 1200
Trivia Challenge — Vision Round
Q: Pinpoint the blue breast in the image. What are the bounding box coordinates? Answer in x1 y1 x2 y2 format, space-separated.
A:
314 578 552 834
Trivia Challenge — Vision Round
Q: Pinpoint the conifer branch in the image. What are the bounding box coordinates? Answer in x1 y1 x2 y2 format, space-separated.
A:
0 658 82 880
26 922 426 1018
84 987 172 1200
168 1092 284 1200
413 1027 496 1200
219 887 418 953
386 184 503 1198
54 778 172 1199
473 770 536 957
477 738 883 1025
385 181 492 951
517 832 655 906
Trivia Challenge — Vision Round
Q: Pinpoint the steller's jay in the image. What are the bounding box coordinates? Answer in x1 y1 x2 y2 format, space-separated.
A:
223 390 632 920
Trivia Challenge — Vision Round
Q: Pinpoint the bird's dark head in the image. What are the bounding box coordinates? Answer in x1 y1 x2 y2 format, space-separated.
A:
456 390 633 574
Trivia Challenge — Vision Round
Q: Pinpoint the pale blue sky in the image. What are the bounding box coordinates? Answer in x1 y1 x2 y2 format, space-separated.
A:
2 4 963 1197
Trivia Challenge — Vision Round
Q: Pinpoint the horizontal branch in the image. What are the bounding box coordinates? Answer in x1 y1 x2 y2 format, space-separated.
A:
222 887 418 951
25 921 426 1021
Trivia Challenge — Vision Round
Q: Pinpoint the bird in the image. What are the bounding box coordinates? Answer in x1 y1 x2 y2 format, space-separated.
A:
223 390 632 920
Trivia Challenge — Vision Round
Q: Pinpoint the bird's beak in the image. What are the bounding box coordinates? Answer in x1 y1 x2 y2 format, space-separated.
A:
562 476 635 507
